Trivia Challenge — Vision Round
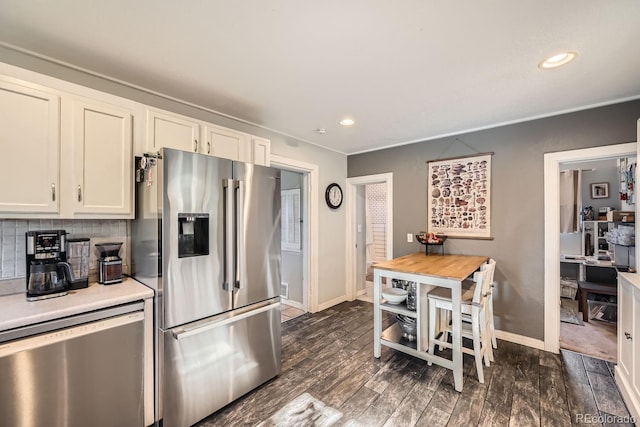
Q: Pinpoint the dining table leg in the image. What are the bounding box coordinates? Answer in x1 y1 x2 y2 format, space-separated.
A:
451 281 463 392
373 269 382 358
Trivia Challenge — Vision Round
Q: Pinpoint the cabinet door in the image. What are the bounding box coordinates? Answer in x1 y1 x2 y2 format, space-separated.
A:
618 278 633 379
204 123 249 161
71 99 133 216
147 109 200 153
633 286 640 397
251 136 271 166
0 80 60 214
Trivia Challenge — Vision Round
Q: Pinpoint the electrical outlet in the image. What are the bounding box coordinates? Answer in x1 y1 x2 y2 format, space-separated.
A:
407 233 413 243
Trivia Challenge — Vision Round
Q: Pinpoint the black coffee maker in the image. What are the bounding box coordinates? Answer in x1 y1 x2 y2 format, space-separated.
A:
26 230 76 301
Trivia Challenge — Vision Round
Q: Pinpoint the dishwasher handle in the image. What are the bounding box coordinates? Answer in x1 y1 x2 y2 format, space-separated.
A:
172 301 279 340
0 311 144 356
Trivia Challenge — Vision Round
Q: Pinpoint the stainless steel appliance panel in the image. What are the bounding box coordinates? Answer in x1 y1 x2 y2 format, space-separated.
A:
161 299 281 427
233 163 281 309
0 307 144 427
162 148 233 329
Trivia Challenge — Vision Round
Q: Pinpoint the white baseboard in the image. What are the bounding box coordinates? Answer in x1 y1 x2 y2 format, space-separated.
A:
495 329 545 350
281 299 305 311
356 288 367 296
317 295 348 311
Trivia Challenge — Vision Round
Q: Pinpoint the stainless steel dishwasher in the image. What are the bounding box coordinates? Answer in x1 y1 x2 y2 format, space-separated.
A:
0 302 145 427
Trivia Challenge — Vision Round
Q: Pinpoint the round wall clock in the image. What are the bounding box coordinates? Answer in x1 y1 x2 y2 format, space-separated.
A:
325 183 343 209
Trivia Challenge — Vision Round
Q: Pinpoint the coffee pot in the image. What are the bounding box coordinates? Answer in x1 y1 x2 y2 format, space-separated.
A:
26 261 75 301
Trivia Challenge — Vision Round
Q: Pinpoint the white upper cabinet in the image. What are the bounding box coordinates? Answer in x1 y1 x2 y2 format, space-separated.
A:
251 136 271 166
69 97 134 216
0 66 136 219
0 79 60 214
203 123 249 161
146 108 200 154
0 63 272 219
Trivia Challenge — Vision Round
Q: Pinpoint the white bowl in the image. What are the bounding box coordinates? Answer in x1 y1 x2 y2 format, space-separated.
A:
381 288 408 304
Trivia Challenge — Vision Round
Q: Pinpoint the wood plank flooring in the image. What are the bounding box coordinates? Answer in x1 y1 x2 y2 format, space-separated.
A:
196 300 635 427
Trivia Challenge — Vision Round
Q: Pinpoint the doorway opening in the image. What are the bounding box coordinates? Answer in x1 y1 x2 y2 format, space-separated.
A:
544 143 637 357
280 170 306 321
271 154 319 322
346 173 393 302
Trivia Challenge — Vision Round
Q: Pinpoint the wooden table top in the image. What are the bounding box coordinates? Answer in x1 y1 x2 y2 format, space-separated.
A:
373 253 489 281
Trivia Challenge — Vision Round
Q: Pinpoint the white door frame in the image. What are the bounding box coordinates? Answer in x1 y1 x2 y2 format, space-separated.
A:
271 154 319 313
345 173 394 301
543 142 636 353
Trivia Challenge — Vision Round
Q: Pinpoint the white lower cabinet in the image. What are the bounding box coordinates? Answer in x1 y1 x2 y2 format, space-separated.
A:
0 79 60 214
616 273 640 421
69 98 134 216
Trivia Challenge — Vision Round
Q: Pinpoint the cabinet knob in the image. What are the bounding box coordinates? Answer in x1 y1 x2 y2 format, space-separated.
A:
194 139 198 152
77 185 82 202
51 183 56 202
625 332 632 340
207 141 211 154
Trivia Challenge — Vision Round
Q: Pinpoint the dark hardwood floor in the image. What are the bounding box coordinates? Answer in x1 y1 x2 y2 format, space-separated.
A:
197 300 634 426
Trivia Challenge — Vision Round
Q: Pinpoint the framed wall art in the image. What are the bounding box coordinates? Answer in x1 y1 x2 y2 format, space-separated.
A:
590 182 609 199
427 153 493 239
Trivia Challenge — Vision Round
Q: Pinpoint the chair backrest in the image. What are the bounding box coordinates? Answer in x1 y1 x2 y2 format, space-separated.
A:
472 259 496 306
471 268 489 305
484 258 496 292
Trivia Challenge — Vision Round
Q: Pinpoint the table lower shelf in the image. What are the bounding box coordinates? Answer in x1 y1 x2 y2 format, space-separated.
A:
379 323 454 371
381 323 417 350
380 301 416 317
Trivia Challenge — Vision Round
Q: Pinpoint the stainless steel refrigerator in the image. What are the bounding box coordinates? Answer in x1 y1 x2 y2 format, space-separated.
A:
131 148 281 427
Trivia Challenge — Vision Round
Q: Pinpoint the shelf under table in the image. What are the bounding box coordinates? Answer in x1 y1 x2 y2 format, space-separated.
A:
380 301 416 317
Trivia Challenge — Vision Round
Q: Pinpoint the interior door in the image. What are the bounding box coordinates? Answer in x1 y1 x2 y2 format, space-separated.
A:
233 162 281 308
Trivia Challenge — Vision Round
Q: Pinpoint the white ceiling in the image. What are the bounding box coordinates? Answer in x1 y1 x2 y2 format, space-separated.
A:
1 1 639 155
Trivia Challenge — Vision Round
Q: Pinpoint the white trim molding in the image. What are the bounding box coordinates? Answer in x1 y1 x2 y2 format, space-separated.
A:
345 173 394 301
543 142 636 353
271 154 320 313
317 295 348 312
495 330 545 351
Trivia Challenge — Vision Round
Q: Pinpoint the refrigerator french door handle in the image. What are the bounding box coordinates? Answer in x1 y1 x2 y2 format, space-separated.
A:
171 301 280 340
223 178 235 292
235 180 244 289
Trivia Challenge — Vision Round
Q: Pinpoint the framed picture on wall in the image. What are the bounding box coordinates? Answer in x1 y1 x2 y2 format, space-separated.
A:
591 182 609 199
426 152 493 239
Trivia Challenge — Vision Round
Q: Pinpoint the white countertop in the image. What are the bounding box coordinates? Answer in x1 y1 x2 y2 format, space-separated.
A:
0 278 154 333
619 272 640 291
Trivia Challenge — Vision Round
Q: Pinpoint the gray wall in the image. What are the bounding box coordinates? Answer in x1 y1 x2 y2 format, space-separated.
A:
561 158 622 213
348 100 640 340
560 158 621 255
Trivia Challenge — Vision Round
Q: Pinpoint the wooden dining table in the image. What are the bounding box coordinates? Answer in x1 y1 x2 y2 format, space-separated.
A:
373 252 488 392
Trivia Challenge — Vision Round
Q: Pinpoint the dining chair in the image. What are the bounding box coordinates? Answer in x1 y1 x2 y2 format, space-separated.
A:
486 260 498 349
427 260 495 384
433 259 498 355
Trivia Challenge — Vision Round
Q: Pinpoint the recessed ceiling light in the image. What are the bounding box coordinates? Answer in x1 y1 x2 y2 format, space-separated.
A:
339 118 355 126
539 52 577 69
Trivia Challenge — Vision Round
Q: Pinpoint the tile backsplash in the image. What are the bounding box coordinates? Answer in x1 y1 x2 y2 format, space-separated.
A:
0 219 129 283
